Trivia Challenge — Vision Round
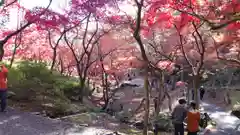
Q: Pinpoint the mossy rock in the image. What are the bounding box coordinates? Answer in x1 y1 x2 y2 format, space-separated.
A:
8 88 36 101
115 111 131 123
150 113 173 132
7 91 16 98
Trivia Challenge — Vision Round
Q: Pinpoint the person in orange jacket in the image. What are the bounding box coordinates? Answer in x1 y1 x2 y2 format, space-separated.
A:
187 101 201 135
0 63 8 112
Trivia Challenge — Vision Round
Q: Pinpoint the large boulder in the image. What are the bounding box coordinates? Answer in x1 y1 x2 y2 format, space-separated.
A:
133 121 145 130
231 104 240 119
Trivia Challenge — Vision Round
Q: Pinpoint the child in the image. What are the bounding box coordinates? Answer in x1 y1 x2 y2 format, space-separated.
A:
199 113 211 129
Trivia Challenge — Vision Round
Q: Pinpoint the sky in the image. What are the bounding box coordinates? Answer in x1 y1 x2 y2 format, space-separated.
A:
18 0 69 13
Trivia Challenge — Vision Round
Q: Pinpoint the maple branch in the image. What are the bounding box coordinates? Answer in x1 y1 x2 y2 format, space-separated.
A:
64 16 100 80
47 30 54 48
83 27 100 79
83 23 116 79
174 25 193 68
148 43 173 61
173 5 240 30
0 22 31 46
148 31 176 61
134 0 141 6
133 0 149 63
213 39 240 66
82 13 91 49
192 22 205 74
84 17 98 53
64 32 83 79
0 0 53 47
1 0 18 9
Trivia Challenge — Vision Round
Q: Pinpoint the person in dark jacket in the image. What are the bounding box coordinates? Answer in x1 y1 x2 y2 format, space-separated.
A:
191 88 195 100
199 86 205 101
171 98 187 135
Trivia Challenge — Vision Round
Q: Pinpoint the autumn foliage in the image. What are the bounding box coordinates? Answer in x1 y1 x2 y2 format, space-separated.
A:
0 0 239 82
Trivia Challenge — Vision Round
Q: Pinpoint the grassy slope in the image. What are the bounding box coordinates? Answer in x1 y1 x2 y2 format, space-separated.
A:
6 61 89 118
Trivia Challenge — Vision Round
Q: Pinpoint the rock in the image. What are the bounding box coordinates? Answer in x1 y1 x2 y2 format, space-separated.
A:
231 104 240 119
119 83 139 88
231 110 240 119
9 89 35 101
154 119 172 131
7 91 16 98
116 111 131 123
133 121 144 129
79 124 89 127
105 131 121 135
232 104 240 111
152 114 173 132
31 112 41 115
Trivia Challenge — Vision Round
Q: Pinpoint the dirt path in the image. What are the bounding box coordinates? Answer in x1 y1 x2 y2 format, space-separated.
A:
0 108 127 135
0 108 73 135
0 77 183 135
111 84 183 121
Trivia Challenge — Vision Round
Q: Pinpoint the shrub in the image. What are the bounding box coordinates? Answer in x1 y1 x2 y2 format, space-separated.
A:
7 61 82 98
6 60 89 117
152 113 173 132
7 61 55 100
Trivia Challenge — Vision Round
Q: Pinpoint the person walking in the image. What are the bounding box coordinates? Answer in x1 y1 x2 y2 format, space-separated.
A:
0 63 8 112
171 98 187 135
199 86 205 101
191 88 194 100
187 101 200 135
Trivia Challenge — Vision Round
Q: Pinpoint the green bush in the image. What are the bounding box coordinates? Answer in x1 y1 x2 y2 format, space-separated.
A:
5 60 93 117
6 61 85 101
8 61 77 90
152 113 173 132
54 76 80 99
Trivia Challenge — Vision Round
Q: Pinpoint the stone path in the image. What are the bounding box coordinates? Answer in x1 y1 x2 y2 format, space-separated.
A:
0 77 180 135
200 102 240 135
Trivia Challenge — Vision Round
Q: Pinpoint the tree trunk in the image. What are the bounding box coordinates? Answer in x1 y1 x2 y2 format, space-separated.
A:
165 91 172 111
50 48 57 71
9 45 17 67
133 0 150 134
225 72 234 105
78 79 85 102
59 56 64 74
154 72 163 117
187 87 191 105
170 75 176 91
102 73 109 110
143 69 150 135
0 44 4 61
193 75 200 108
